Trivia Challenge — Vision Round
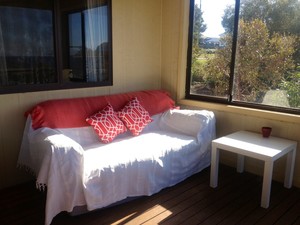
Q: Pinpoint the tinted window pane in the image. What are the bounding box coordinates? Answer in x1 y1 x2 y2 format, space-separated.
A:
63 2 110 83
68 12 84 81
0 2 56 86
85 6 109 82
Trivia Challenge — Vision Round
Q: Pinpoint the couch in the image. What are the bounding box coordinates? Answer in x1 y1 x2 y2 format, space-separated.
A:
17 90 215 225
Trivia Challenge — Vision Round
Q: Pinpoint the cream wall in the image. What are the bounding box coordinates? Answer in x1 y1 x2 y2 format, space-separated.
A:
0 0 162 189
161 0 300 187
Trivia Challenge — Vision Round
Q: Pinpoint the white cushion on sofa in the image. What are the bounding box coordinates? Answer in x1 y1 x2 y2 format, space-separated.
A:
159 109 214 141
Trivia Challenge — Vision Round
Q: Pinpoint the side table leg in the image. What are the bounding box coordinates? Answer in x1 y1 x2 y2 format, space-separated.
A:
284 148 296 188
210 144 219 188
261 161 273 208
237 155 245 173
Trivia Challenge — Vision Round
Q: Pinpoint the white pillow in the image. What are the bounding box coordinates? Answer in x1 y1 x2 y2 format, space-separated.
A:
159 109 209 138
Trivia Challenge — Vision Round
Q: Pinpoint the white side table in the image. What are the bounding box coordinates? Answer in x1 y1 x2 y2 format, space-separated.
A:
210 131 297 208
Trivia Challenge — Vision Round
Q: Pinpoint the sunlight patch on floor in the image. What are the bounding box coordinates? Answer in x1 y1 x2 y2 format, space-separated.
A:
112 204 173 225
111 212 138 225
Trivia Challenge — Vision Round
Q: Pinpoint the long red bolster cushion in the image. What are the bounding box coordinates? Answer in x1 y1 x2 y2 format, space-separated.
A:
27 90 175 129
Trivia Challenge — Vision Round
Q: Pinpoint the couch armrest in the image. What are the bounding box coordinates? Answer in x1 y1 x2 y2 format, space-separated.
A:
18 120 84 188
32 127 84 155
18 117 87 225
27 127 86 225
159 109 216 143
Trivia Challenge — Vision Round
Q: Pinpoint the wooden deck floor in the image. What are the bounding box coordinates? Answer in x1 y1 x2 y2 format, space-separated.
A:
1 165 300 225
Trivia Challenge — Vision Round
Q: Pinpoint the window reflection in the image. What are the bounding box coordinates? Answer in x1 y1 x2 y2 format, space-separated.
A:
64 1 110 83
68 12 84 81
0 2 56 85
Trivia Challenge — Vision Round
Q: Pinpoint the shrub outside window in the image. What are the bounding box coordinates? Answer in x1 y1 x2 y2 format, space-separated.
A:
187 0 300 114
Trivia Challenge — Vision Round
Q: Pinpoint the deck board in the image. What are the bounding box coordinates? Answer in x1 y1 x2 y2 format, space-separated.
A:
1 165 300 225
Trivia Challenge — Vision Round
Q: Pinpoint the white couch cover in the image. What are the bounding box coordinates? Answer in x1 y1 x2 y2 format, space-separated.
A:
18 109 215 225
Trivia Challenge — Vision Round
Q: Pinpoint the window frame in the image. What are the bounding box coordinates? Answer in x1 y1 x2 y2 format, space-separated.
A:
0 0 113 95
186 0 300 115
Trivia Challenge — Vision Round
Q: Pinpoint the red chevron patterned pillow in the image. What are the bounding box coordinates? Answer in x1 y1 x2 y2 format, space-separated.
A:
118 97 152 136
86 104 127 143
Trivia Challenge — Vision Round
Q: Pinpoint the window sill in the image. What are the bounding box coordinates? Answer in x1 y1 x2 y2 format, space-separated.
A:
178 99 300 124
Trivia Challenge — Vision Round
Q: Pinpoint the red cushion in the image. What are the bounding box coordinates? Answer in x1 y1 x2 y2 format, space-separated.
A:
86 104 127 143
118 97 152 136
28 90 175 129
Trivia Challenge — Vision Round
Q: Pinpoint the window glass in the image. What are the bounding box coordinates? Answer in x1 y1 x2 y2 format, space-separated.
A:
233 0 300 110
84 5 109 82
189 0 235 98
188 0 300 113
62 1 111 84
0 2 56 86
68 12 84 81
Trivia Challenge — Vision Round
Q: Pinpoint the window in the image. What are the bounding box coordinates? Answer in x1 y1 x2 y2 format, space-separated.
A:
187 0 300 114
0 0 112 94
